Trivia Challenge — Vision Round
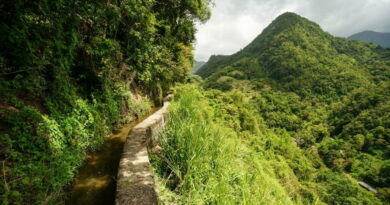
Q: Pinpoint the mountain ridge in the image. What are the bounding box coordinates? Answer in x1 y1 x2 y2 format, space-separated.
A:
195 12 389 204
196 12 333 78
197 12 387 100
348 30 390 48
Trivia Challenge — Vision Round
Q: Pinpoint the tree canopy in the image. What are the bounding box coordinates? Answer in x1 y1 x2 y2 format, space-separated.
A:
0 0 212 203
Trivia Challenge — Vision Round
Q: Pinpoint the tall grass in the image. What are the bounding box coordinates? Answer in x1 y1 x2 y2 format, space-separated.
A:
152 85 296 204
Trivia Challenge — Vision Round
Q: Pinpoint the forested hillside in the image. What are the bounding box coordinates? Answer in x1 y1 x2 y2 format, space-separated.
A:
0 0 211 204
153 12 389 204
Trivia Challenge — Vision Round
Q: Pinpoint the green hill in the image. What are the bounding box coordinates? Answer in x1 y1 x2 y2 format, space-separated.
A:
166 12 390 204
198 12 389 99
349 31 390 48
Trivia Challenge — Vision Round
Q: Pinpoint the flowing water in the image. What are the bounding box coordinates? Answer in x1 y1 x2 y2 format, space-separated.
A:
66 110 157 205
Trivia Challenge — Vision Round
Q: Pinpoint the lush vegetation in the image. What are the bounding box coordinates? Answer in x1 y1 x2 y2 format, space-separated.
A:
153 13 389 204
1 3 388 204
0 0 212 204
153 85 298 204
153 84 381 204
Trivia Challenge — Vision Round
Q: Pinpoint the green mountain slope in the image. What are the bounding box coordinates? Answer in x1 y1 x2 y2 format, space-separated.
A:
199 12 389 99
185 12 390 204
155 83 388 204
349 31 390 48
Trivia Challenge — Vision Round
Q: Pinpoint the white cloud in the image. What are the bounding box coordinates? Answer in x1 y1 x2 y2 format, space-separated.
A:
194 0 390 61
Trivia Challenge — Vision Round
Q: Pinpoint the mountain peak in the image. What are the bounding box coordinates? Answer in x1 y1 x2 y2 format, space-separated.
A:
241 12 325 54
196 12 328 77
266 12 316 29
274 12 304 21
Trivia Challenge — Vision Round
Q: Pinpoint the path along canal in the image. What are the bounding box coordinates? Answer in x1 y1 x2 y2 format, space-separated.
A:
66 109 158 205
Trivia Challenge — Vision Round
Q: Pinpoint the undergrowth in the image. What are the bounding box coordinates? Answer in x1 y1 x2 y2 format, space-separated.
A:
151 84 381 205
0 0 212 203
0 87 151 204
152 85 296 204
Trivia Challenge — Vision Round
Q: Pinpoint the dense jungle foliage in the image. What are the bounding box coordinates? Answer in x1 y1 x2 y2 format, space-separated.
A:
153 13 389 204
0 0 212 204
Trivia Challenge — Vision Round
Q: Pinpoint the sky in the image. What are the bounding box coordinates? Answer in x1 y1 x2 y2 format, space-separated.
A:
194 0 390 61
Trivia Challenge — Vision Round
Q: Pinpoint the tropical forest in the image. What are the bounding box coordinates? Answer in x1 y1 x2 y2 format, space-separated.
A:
0 0 389 205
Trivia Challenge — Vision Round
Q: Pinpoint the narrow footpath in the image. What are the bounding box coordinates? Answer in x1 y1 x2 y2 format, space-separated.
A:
115 99 171 205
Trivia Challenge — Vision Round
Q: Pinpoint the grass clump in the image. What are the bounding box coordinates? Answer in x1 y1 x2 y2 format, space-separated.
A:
152 84 381 204
152 84 295 205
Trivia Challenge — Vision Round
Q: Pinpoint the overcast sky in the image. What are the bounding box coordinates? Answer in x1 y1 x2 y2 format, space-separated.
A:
194 0 390 61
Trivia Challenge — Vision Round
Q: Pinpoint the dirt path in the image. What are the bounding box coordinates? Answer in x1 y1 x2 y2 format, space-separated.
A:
66 110 157 205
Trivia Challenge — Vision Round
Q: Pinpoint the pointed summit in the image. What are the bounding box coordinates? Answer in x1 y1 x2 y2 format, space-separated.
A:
196 12 386 100
242 12 327 54
196 12 330 78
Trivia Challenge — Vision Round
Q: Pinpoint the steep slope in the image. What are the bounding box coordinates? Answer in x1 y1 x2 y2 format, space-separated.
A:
349 31 390 48
194 12 389 204
199 12 388 99
196 12 316 78
195 52 247 77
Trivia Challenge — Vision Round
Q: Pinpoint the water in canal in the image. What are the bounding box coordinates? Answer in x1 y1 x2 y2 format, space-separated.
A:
66 110 156 205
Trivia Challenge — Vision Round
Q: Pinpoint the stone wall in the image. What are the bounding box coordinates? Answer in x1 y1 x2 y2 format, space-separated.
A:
115 97 171 205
